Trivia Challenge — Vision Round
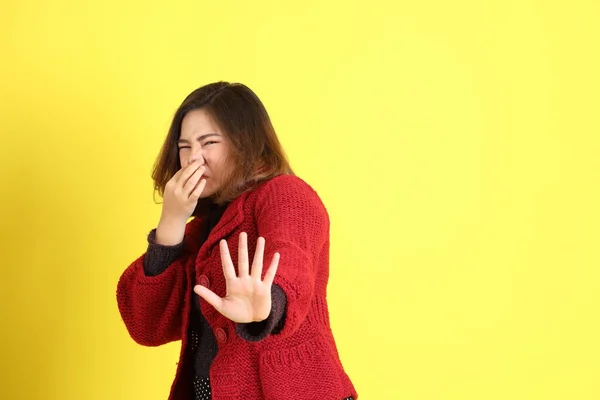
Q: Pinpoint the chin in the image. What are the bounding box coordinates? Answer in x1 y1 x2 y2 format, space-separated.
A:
199 188 217 199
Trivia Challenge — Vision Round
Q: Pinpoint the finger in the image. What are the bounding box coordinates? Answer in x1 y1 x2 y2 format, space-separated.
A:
165 166 187 190
194 285 224 314
170 167 184 183
263 252 280 285
238 232 249 277
251 237 265 279
220 240 237 280
174 159 198 183
189 178 207 200
177 160 203 185
182 166 206 196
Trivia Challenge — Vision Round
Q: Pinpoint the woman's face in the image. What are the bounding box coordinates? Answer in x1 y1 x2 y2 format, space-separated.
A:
178 108 232 198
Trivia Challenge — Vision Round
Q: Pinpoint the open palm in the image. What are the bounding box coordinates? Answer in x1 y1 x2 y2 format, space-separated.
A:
194 232 280 323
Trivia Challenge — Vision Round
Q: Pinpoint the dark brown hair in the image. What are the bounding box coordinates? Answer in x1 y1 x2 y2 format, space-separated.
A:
152 82 293 212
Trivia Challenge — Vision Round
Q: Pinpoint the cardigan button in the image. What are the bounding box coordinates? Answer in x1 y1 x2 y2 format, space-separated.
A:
216 328 227 343
198 275 210 288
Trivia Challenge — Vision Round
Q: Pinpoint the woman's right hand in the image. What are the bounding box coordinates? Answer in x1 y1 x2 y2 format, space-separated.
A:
162 160 207 222
155 160 206 246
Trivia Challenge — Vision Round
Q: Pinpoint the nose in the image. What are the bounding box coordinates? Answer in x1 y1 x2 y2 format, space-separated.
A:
187 150 205 166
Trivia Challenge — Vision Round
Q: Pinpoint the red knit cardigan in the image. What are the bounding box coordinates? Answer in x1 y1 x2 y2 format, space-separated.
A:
117 175 358 400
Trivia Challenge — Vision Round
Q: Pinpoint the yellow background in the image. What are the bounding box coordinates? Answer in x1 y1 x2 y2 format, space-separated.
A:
1 0 599 399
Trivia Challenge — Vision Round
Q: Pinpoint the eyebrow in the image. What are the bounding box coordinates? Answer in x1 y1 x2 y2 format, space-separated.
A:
177 133 220 145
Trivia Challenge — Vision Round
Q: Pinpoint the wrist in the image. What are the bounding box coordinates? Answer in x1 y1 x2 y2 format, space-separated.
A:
158 212 187 227
155 215 187 246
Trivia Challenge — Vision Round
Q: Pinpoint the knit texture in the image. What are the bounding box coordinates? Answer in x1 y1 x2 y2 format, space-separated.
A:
142 207 288 398
117 174 358 400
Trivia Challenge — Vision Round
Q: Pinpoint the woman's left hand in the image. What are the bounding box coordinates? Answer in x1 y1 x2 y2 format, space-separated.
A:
194 232 280 323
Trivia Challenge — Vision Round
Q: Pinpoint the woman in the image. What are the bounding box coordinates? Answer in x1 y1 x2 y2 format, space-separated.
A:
116 82 358 400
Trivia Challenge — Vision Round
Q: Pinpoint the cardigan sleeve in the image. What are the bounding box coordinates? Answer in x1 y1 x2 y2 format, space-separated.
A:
252 175 330 338
116 218 203 347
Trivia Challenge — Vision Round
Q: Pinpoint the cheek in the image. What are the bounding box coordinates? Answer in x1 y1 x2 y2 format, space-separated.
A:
216 157 233 176
178 150 187 165
208 152 227 171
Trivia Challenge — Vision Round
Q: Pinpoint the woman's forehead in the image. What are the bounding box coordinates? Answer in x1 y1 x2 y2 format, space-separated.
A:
180 109 222 139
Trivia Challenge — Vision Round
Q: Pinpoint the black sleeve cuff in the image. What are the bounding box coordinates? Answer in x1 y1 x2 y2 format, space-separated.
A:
143 229 185 277
235 284 287 342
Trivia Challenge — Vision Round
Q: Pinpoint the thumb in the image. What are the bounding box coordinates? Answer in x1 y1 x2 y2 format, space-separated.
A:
194 285 224 313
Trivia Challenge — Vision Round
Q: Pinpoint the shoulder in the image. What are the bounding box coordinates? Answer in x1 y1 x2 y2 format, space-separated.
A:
249 174 329 220
254 174 322 200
